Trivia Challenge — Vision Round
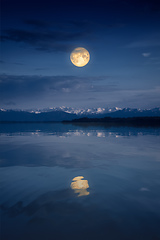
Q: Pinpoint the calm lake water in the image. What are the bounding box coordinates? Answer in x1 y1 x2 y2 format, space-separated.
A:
0 123 160 240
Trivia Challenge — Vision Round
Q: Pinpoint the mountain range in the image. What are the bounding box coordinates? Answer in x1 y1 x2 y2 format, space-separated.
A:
0 107 160 122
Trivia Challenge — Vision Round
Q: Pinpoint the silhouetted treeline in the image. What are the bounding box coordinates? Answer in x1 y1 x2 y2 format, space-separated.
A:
63 117 160 127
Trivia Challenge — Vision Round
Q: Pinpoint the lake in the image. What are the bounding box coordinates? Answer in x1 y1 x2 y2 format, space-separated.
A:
0 123 160 240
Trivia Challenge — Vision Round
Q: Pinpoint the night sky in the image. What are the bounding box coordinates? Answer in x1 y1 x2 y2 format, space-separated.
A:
1 0 160 110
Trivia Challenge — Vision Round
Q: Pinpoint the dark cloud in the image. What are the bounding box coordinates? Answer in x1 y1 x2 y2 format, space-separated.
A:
4 101 16 106
1 27 90 52
68 20 92 29
1 16 126 53
24 19 50 28
0 74 95 99
0 74 113 96
1 17 93 52
35 68 50 71
0 74 117 109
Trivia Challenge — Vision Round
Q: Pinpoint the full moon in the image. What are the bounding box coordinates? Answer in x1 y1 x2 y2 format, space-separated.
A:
70 47 90 67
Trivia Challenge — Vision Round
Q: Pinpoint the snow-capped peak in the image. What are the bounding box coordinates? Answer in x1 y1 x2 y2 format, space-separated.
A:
1 107 160 118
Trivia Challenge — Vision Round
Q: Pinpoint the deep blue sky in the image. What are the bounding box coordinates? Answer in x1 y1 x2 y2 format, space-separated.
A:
1 0 160 109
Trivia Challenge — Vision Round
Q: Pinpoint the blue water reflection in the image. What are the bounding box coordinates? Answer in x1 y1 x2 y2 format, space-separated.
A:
0 123 160 240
